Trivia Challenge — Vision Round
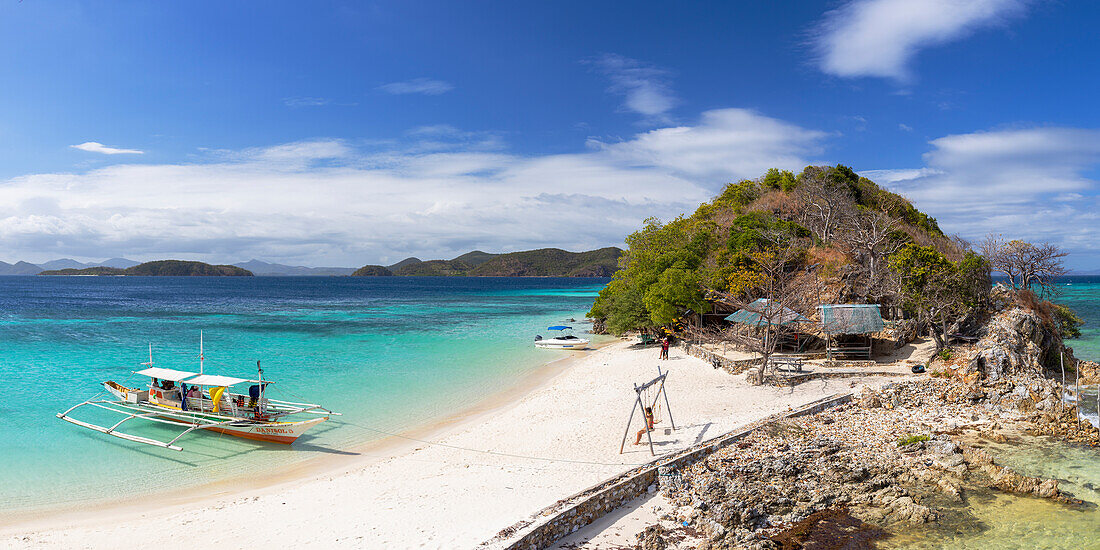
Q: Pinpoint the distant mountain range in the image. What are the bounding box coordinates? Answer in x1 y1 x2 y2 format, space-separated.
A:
0 258 352 276
0 261 45 275
2 248 623 277
0 258 140 275
232 259 356 276
353 247 623 277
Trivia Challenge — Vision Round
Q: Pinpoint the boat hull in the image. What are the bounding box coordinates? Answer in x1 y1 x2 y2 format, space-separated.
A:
104 380 327 445
535 338 590 350
201 417 327 444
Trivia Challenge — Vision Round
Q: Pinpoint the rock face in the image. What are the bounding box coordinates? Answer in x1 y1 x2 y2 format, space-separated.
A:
1078 360 1100 385
966 286 1062 381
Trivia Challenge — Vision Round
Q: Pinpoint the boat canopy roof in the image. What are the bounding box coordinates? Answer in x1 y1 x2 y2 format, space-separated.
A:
185 374 259 387
547 325 572 331
135 367 198 381
133 367 260 387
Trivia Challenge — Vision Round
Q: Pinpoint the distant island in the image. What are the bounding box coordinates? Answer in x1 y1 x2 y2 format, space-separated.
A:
351 265 394 276
39 260 253 277
353 247 623 277
6 247 623 277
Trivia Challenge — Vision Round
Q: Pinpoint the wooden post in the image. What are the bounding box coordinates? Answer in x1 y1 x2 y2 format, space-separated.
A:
1076 361 1081 420
1060 352 1065 387
643 393 656 456
657 366 676 431
619 383 641 454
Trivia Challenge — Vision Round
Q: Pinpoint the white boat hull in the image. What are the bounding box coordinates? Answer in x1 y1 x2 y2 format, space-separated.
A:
535 338 590 350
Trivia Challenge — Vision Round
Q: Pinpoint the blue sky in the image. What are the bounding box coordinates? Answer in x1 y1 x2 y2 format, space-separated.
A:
2 0 1099 268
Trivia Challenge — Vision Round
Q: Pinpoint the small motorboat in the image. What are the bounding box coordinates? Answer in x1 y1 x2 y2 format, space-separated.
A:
534 325 590 350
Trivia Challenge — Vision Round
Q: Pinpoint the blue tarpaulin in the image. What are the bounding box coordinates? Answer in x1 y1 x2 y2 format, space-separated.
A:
547 325 572 331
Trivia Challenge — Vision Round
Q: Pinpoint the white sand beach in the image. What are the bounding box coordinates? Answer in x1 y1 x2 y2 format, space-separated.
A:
3 342 903 549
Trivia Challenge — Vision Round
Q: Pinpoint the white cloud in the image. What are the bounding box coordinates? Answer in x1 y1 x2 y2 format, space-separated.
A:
70 142 144 155
283 97 330 107
377 78 454 96
898 123 913 132
3 110 826 266
591 109 826 182
864 127 1100 259
588 54 676 122
814 0 1028 81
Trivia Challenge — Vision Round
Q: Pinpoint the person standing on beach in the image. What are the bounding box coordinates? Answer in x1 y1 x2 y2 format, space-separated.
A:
660 337 670 360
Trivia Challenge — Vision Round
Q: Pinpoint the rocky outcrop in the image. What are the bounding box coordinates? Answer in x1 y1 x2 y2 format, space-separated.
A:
1077 360 1100 385
958 445 1078 503
968 308 1047 380
964 286 1063 381
652 378 1093 549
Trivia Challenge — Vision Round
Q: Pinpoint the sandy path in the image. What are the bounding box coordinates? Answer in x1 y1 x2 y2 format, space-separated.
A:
3 342 895 549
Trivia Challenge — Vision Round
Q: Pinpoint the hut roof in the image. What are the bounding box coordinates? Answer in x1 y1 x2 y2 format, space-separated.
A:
818 304 884 335
725 298 808 326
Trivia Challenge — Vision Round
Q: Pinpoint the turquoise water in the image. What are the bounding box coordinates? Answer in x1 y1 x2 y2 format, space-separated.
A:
0 276 606 514
1051 275 1100 362
883 436 1100 549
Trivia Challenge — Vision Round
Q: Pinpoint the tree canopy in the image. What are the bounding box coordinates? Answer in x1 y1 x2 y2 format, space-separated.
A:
590 165 961 335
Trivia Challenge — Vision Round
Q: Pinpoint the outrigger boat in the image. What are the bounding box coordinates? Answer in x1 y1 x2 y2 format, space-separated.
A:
56 342 339 451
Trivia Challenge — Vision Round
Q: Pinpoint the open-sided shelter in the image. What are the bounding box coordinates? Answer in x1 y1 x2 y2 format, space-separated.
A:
725 298 811 352
817 304 884 359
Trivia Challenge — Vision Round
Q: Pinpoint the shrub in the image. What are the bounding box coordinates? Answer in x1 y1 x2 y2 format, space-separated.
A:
1051 303 1084 339
938 348 952 361
897 434 930 447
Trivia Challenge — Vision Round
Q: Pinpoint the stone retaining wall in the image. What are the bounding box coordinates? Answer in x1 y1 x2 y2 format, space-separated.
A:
776 370 907 387
680 342 763 375
480 393 853 550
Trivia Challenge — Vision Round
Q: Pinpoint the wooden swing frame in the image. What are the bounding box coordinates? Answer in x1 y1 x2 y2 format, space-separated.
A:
619 366 676 456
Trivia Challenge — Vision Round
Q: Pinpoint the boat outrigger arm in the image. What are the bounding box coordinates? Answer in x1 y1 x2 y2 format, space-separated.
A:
56 396 340 451
56 359 340 451
57 401 247 451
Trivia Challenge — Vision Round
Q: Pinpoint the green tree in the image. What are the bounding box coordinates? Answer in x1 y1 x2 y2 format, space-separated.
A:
589 217 712 334
890 244 990 350
761 168 797 192
1051 303 1083 339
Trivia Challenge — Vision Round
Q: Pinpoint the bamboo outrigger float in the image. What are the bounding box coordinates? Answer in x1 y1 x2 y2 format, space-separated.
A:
56 338 339 451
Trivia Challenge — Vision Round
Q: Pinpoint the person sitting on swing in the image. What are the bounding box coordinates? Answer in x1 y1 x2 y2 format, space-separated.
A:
634 406 657 445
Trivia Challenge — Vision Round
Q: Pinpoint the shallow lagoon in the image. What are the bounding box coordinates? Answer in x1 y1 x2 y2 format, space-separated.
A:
0 276 607 513
882 434 1100 549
